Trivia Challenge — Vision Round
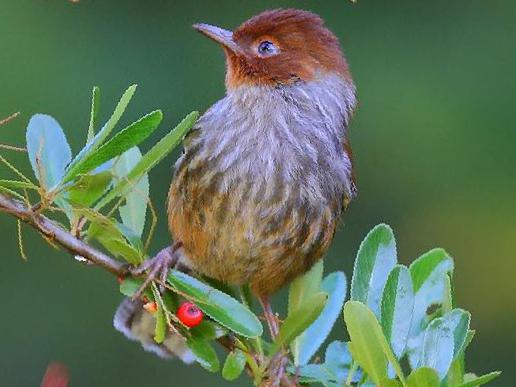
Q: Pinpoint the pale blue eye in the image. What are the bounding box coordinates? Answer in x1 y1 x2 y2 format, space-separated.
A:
257 41 279 56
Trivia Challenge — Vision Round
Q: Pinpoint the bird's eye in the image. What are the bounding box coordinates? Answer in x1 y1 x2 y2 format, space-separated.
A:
257 41 279 56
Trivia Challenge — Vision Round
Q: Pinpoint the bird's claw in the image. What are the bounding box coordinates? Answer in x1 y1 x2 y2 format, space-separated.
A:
132 244 181 299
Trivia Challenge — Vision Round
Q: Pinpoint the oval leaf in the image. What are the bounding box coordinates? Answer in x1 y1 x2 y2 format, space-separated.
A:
222 349 246 381
84 210 143 264
67 110 162 178
186 336 220 373
344 301 405 386
113 147 149 237
351 224 397 318
119 277 144 297
65 171 112 207
26 114 72 190
289 261 324 365
154 304 166 344
271 292 327 356
407 249 454 367
418 309 469 380
419 319 454 380
325 340 353 383
167 270 262 338
407 367 440 387
381 265 414 358
288 260 323 316
293 271 347 365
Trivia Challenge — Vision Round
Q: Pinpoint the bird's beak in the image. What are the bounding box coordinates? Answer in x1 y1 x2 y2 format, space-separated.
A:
193 23 242 55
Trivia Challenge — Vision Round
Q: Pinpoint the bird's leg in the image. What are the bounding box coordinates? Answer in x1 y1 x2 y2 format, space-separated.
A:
258 298 300 386
132 242 182 299
258 296 279 339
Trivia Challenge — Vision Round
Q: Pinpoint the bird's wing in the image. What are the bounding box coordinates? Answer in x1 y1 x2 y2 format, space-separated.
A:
343 133 357 209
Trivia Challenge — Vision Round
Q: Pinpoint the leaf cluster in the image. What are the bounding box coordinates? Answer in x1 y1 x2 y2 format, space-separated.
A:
0 86 501 386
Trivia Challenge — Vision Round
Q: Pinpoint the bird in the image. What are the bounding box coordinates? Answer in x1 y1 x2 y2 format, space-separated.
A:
115 7 357 359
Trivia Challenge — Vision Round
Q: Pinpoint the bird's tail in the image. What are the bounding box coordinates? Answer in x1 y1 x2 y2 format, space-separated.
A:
113 298 194 363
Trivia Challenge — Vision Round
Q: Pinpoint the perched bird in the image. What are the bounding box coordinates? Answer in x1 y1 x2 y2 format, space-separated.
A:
115 7 357 357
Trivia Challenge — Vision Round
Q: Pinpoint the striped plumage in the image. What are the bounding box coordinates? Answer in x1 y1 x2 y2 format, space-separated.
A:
169 72 356 296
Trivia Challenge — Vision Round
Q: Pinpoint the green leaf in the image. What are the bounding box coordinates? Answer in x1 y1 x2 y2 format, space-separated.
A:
84 211 143 264
381 265 414 358
64 84 137 183
325 340 353 382
293 271 347 365
271 292 327 356
289 260 323 316
291 364 339 386
190 320 224 341
287 341 355 386
418 309 470 380
222 349 246 381
167 270 262 338
343 301 405 386
419 319 453 379
463 330 475 351
113 147 149 237
289 260 324 364
380 379 403 387
351 224 397 317
96 111 198 210
87 86 100 141
119 277 143 297
154 304 166 344
161 289 179 315
66 110 162 179
26 114 72 190
65 171 112 207
119 277 153 301
443 273 453 313
407 367 440 387
448 356 465 387
0 180 39 190
458 371 501 386
407 249 454 367
449 310 471 359
410 249 454 293
186 335 220 373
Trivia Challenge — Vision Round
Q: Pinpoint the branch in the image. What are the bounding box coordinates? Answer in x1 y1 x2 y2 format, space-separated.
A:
0 192 127 275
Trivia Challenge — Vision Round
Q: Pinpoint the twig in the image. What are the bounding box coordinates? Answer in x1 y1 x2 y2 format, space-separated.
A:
0 144 27 152
0 192 126 275
0 112 20 126
17 219 28 260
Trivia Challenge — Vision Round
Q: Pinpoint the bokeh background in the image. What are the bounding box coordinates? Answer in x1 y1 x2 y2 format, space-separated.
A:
1 0 515 385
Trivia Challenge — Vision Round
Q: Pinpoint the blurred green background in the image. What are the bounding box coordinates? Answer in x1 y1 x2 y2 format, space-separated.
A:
1 0 515 385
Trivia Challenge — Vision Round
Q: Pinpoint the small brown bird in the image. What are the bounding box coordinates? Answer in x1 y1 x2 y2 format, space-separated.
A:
115 7 357 358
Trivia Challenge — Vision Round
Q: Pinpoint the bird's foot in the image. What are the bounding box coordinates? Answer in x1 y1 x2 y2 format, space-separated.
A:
259 297 280 339
131 243 182 299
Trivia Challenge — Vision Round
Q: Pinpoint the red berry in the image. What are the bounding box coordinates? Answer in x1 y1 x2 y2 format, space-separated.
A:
117 275 124 284
143 301 158 313
177 301 203 328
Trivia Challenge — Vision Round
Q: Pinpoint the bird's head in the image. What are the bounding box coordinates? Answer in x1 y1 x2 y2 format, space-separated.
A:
193 9 352 89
